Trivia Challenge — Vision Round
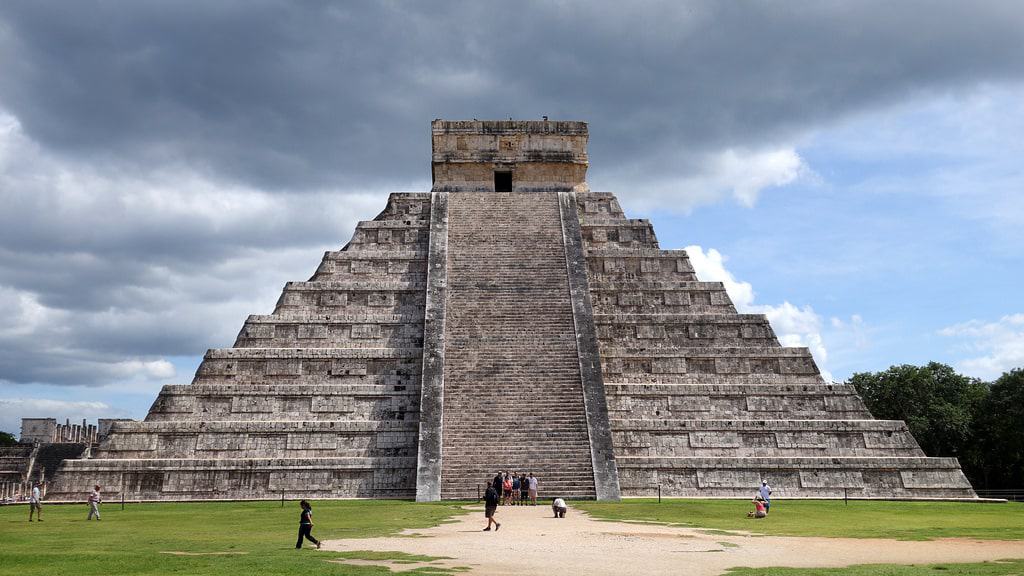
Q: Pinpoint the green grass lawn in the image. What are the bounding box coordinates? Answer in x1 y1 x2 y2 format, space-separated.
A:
2 499 1022 576
575 499 1024 541
0 500 468 576
723 560 1024 576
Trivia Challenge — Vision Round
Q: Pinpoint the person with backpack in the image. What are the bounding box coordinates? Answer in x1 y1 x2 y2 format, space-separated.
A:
296 500 321 549
483 479 501 531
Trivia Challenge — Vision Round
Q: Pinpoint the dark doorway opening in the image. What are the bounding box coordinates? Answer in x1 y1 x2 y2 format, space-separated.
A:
494 171 513 192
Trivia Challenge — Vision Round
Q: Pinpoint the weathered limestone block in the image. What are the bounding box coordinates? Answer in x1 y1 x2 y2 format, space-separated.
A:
900 470 974 489
800 470 864 488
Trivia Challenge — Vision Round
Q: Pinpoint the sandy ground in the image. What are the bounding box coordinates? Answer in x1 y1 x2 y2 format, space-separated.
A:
321 504 1024 575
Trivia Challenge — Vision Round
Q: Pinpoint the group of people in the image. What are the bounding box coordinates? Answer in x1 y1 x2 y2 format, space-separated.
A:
748 480 773 519
491 471 538 506
25 482 103 522
483 472 574 531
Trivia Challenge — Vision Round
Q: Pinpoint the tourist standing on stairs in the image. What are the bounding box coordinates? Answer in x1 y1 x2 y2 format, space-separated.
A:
28 483 42 522
483 480 501 531
87 485 102 520
296 500 321 549
528 473 538 505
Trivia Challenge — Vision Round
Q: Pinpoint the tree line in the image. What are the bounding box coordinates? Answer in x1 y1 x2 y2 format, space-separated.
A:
849 363 1024 490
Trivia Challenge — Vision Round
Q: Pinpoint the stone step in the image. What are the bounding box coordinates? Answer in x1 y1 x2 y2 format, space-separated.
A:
614 455 975 499
440 191 596 499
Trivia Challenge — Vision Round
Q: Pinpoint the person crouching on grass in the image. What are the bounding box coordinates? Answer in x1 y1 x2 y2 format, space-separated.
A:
747 495 767 519
551 497 567 518
296 500 321 549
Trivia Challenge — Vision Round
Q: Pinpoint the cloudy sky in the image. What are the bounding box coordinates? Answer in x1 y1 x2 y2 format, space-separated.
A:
1 1 1022 434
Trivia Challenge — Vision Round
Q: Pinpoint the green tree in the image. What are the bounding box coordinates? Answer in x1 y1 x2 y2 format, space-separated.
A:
977 368 1024 489
0 431 17 446
848 362 989 483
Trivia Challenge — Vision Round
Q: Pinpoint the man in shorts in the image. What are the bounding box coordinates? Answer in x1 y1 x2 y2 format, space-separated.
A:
28 483 42 522
528 473 538 505
483 479 501 531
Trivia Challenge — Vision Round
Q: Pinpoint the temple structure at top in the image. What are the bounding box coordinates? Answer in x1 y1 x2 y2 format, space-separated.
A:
21 120 974 502
430 120 590 192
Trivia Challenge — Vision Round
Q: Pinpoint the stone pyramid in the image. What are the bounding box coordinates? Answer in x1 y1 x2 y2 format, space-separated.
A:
48 120 975 501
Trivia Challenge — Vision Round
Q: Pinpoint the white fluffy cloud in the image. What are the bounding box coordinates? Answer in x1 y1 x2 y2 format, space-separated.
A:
939 314 1024 380
609 146 809 213
685 245 835 381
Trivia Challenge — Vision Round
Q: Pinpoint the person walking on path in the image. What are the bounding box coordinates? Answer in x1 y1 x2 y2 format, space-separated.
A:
296 500 321 549
759 480 772 514
483 480 501 532
528 473 538 505
28 483 42 522
87 485 102 520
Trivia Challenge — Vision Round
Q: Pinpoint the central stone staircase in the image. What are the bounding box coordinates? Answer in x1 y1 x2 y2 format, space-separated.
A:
440 192 596 499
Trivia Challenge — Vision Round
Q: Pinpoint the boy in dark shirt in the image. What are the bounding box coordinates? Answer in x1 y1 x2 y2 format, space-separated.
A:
483 481 501 531
519 473 530 504
296 500 321 549
492 472 503 502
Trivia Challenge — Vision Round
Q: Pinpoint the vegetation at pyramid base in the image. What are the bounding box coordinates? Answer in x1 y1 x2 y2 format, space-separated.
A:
849 364 1024 490
0 430 16 446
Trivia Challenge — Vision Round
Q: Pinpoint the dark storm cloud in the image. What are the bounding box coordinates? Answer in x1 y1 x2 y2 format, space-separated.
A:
2 1 1022 190
1 1 1023 389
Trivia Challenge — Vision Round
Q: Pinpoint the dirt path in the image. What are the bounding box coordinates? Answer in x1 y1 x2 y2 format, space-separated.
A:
321 504 1024 575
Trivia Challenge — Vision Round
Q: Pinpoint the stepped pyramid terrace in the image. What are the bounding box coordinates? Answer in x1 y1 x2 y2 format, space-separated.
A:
36 119 975 501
